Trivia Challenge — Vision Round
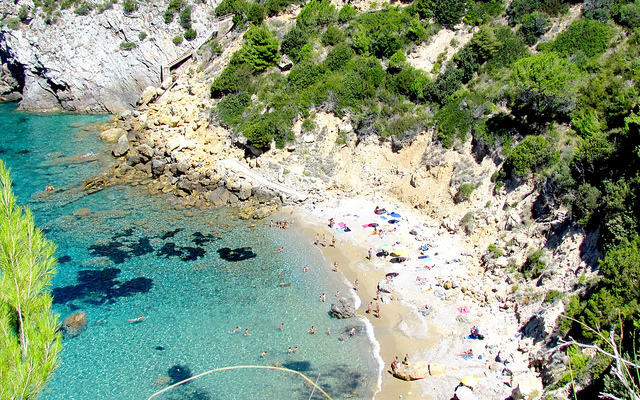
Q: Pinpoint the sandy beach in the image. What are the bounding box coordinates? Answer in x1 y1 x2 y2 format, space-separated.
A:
277 195 528 400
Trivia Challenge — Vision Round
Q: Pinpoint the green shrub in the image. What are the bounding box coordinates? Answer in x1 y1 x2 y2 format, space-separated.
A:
281 25 309 63
521 248 546 279
618 2 640 28
211 40 223 56
551 19 614 58
431 0 467 28
389 49 406 69
506 135 558 177
518 12 549 45
74 2 94 15
211 61 255 98
165 10 175 23
180 5 192 29
297 0 337 28
455 182 476 203
184 28 197 41
18 4 29 21
543 289 563 304
242 24 279 72
487 243 504 258
217 92 251 126
138 31 147 41
288 61 323 88
507 0 540 25
173 35 183 44
4 18 21 30
248 3 266 24
120 41 137 50
123 0 137 13
321 24 344 46
460 212 476 234
372 33 401 59
338 3 357 22
434 94 474 147
325 42 354 71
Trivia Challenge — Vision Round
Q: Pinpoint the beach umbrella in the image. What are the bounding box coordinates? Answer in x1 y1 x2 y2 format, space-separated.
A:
391 248 410 257
386 272 399 278
454 385 473 400
379 244 392 252
461 375 479 387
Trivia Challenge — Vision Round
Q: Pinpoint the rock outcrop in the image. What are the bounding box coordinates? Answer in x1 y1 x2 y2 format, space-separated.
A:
0 0 220 112
329 298 356 319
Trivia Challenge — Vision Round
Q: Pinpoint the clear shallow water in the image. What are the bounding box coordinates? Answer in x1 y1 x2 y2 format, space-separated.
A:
0 103 378 400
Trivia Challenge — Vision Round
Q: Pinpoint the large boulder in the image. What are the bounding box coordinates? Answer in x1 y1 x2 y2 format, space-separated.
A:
512 376 544 400
394 361 430 381
207 187 231 206
112 134 129 157
253 186 277 203
101 127 127 142
63 310 88 337
378 279 395 293
329 298 355 319
151 159 167 176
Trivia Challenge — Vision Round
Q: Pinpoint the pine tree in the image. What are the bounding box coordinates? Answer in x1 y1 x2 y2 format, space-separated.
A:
0 160 62 399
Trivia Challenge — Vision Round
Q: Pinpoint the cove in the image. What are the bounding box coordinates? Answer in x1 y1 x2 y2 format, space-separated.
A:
0 102 378 400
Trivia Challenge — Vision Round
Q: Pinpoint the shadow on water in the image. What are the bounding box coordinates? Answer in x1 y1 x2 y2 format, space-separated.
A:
217 247 257 262
282 361 312 372
157 242 206 261
51 268 153 305
192 232 220 246
165 364 214 400
320 365 363 398
58 255 72 264
161 228 182 240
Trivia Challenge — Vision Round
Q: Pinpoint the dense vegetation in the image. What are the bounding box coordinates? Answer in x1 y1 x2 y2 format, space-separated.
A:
209 0 640 397
0 161 62 399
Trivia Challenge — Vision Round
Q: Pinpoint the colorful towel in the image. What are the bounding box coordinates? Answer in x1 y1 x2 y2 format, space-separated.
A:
338 222 345 228
457 306 470 314
389 212 401 218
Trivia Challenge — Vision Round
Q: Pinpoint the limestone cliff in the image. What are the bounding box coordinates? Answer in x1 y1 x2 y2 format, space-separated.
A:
0 0 222 112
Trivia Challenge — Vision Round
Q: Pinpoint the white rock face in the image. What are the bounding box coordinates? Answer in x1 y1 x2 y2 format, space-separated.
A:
0 0 220 112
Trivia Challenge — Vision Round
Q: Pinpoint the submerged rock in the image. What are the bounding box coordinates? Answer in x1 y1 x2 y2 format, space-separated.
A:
63 310 88 337
329 298 355 319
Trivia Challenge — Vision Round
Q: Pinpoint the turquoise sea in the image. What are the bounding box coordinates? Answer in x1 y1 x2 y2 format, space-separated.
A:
0 102 379 400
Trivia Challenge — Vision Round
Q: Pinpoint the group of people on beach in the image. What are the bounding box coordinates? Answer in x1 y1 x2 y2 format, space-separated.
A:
314 233 337 248
390 354 410 374
269 220 289 229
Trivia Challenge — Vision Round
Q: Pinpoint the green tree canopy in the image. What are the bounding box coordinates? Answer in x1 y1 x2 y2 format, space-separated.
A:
0 160 62 399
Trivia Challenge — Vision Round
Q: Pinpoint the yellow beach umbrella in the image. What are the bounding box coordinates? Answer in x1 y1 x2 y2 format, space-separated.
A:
461 375 479 387
391 248 410 257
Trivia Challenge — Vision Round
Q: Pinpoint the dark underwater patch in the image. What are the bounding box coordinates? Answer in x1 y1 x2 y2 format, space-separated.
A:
88 241 131 264
192 232 220 246
155 346 165 351
161 228 182 240
217 247 257 262
58 255 72 264
157 242 206 261
282 361 312 372
17 149 30 155
51 267 153 305
167 364 192 384
131 237 154 256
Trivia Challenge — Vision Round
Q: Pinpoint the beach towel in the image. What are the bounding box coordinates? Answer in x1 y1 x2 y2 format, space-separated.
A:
338 222 345 228
461 353 474 360
458 306 470 314
389 212 401 218
388 219 400 224
379 216 387 220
